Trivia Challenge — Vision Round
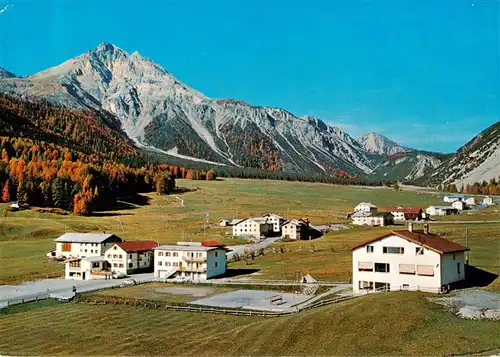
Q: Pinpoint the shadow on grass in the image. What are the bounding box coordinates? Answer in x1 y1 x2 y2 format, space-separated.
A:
452 266 499 290
220 268 261 278
89 194 151 216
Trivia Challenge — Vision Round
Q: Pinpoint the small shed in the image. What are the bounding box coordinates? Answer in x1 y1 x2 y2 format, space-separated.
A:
219 219 230 227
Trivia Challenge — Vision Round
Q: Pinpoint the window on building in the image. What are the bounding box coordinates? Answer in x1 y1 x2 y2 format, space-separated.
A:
129 263 133 268
166 252 171 257
158 261 162 266
113 263 118 267
107 254 111 258
114 246 117 250
129 254 132 259
92 262 100 268
358 262 373 271
366 245 374 253
375 282 390 290
359 281 373 290
215 251 218 257
158 252 164 256
173 252 178 257
457 262 461 274
113 255 117 259
399 264 416 275
415 247 424 255
166 262 171 266
416 265 434 276
119 255 122 259
453 253 456 260
173 262 178 267
383 247 404 254
119 264 124 268
215 261 218 267
374 263 390 273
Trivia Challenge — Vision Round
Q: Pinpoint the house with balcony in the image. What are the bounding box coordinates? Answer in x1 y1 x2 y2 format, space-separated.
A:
53 233 123 259
154 241 228 281
104 241 158 276
351 223 468 293
65 256 112 280
232 217 273 239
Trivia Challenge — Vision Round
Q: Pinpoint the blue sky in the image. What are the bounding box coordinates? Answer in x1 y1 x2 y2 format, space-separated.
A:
0 0 499 153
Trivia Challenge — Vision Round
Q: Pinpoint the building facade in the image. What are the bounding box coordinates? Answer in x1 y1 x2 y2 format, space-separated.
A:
282 219 308 240
354 202 378 213
54 233 123 259
154 243 227 281
232 217 273 239
351 226 468 293
452 200 465 211
425 206 458 216
263 213 285 233
65 256 112 280
105 241 158 275
352 212 394 226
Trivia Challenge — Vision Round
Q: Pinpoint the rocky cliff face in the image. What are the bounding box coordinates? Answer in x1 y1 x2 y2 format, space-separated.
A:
357 132 409 155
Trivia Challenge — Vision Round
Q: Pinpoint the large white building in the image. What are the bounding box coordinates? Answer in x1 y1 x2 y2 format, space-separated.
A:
351 224 468 293
154 242 227 281
263 213 285 233
282 219 308 240
352 211 394 227
354 202 378 214
232 217 273 239
425 206 458 216
65 240 158 280
54 233 123 259
452 200 466 211
105 241 158 275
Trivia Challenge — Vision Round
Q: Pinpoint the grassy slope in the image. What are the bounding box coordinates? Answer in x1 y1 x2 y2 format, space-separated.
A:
0 178 446 284
0 293 498 356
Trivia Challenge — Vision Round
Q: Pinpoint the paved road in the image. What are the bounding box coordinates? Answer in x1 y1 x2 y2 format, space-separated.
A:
226 237 282 260
0 273 154 309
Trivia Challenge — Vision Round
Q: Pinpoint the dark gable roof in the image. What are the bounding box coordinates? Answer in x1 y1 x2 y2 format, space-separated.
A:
351 230 469 255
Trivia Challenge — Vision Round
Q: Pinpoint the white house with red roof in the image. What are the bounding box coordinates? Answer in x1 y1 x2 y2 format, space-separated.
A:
64 240 158 280
104 241 158 276
351 223 468 294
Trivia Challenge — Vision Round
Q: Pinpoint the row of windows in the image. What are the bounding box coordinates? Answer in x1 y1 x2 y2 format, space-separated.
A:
113 263 124 268
81 249 98 254
366 245 425 255
158 252 179 257
158 261 179 267
358 262 443 276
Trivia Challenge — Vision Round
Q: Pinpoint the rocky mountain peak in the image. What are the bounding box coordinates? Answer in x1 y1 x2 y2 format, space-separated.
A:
358 132 409 155
0 67 16 78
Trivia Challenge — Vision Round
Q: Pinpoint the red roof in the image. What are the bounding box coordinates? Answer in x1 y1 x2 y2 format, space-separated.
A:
201 240 225 247
351 230 468 255
115 241 158 253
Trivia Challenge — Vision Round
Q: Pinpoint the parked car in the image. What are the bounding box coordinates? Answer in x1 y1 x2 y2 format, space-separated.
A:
112 271 127 279
121 278 136 286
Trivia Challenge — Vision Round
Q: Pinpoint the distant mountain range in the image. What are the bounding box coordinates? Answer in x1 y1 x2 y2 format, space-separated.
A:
0 42 498 185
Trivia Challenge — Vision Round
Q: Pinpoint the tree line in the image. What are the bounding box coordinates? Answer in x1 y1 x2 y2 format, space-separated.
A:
439 177 500 196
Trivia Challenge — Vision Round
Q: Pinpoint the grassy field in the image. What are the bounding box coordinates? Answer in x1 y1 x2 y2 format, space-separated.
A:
0 178 450 284
0 292 498 356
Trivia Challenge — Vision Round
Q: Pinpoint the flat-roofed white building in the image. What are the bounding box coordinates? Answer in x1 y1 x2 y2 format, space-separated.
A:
54 233 123 259
154 242 228 281
65 256 112 280
232 217 273 239
351 224 468 293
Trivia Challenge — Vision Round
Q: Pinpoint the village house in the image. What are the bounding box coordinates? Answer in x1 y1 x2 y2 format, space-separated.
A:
282 219 309 240
154 241 228 281
53 233 123 259
64 240 158 280
262 213 285 233
232 217 273 239
354 202 378 214
443 194 464 203
425 206 458 216
452 200 466 211
389 207 423 221
352 211 394 227
351 223 468 293
105 241 158 275
65 256 111 280
483 196 494 206
219 219 231 227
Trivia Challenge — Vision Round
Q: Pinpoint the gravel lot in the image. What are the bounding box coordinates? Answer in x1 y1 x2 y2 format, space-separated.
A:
432 290 500 320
